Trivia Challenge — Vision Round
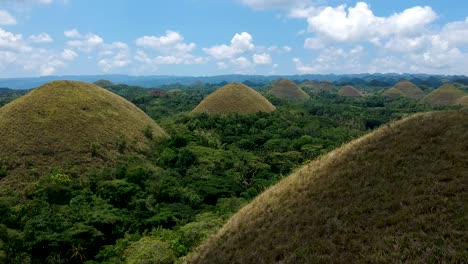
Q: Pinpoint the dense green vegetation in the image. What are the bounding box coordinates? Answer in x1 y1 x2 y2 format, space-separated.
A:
188 110 468 263
0 82 460 263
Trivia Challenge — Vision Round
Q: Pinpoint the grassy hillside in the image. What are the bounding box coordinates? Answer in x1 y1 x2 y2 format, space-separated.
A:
192 83 276 114
337 85 363 97
383 87 405 99
269 79 310 101
393 80 425 99
0 80 167 183
457 96 468 105
187 110 468 263
421 84 466 105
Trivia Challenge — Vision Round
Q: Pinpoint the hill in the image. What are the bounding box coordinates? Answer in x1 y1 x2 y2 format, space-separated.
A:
337 85 363 97
0 80 167 181
421 84 466 105
383 80 425 99
382 87 405 99
192 83 276 114
93 79 114 87
268 79 309 101
392 80 425 99
457 96 468 105
187 110 468 263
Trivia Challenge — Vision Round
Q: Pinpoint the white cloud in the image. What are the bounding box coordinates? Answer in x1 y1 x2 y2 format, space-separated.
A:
97 42 132 71
253 53 272 65
61 49 77 60
29 33 53 43
204 32 254 59
231 56 254 73
64 29 80 38
136 30 195 54
0 10 16 25
304 37 324 49
293 46 366 73
440 17 468 46
239 0 310 10
64 29 103 51
302 2 436 43
0 27 31 52
135 31 203 68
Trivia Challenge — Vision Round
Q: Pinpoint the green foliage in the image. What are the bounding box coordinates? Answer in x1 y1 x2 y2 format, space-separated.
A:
0 83 454 263
124 237 175 264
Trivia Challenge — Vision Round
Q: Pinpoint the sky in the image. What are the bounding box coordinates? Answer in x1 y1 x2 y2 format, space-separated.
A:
0 0 467 77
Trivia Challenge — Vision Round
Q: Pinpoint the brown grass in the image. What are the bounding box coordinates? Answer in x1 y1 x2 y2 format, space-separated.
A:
456 96 468 106
192 83 276 114
383 87 405 99
269 79 310 101
0 80 167 186
421 84 466 105
337 86 363 97
186 110 468 263
393 80 425 99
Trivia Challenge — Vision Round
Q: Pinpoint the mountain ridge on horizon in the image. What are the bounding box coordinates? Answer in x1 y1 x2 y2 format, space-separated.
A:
1 73 467 90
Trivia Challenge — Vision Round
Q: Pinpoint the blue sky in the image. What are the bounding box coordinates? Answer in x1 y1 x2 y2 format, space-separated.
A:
0 0 467 77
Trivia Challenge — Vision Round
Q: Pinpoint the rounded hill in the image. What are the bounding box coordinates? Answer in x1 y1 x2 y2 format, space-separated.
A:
421 83 466 105
457 96 468 105
93 79 114 87
192 83 276 114
268 79 309 101
383 87 405 99
337 85 363 97
0 80 167 178
393 80 425 99
187 110 468 263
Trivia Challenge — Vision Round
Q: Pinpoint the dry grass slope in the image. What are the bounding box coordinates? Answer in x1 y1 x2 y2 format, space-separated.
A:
421 84 466 105
269 79 310 101
383 87 405 99
187 110 468 263
457 96 468 105
192 83 276 114
337 86 363 97
0 80 167 182
393 80 425 99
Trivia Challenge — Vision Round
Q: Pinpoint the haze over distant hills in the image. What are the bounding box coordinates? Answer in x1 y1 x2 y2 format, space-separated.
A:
2 73 468 90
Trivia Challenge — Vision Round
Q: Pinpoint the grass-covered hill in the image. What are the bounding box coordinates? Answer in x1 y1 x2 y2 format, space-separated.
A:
383 87 405 99
337 85 363 97
393 80 425 99
192 82 276 114
187 110 468 263
457 96 468 105
93 79 114 87
421 84 467 105
268 79 309 101
0 80 167 182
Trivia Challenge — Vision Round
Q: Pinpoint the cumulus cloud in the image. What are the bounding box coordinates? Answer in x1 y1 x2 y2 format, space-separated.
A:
0 28 70 76
97 42 132 71
253 53 272 65
61 49 77 61
293 46 366 74
0 10 16 25
204 32 254 59
239 0 310 10
29 33 53 43
303 2 437 43
135 31 204 67
136 30 195 54
64 29 103 51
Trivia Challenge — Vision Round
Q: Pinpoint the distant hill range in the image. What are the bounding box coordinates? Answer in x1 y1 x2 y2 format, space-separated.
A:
1 74 467 90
